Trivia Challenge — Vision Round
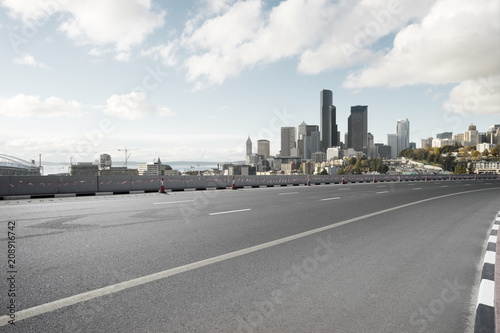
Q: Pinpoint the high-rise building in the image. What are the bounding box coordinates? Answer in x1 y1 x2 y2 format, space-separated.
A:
246 136 252 155
465 123 479 146
320 89 338 151
257 139 270 158
387 134 398 158
396 118 410 155
421 138 433 149
367 132 374 158
297 122 319 158
347 105 368 153
303 131 320 159
281 127 296 157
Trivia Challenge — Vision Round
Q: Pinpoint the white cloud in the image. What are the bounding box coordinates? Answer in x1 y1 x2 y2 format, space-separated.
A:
443 75 500 115
0 94 83 118
181 0 434 88
13 54 48 68
2 0 165 59
103 92 174 120
343 0 500 89
141 42 178 66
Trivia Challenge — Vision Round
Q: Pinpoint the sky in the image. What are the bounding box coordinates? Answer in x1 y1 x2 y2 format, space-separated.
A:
0 0 499 165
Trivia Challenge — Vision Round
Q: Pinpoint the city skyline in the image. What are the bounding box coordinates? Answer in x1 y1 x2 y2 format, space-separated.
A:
0 0 498 163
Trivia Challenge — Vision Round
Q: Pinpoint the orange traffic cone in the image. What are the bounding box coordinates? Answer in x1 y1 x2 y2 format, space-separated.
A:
159 178 165 193
307 175 310 186
232 175 236 190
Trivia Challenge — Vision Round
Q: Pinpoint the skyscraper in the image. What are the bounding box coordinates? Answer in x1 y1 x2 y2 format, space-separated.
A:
320 89 338 151
387 134 398 159
347 105 368 153
396 118 410 155
281 127 296 157
257 139 270 159
246 136 252 156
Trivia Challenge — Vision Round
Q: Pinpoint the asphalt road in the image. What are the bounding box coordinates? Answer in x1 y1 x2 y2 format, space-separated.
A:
1 179 499 332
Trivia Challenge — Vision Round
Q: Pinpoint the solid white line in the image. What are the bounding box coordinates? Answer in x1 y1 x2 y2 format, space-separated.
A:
484 251 495 265
477 279 494 307
1 186 498 326
153 200 194 205
376 191 388 194
209 208 251 216
279 192 298 195
320 197 341 201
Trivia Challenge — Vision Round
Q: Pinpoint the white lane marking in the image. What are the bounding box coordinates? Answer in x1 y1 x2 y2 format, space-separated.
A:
484 251 495 265
1 186 498 327
320 197 341 201
279 192 298 195
413 188 422 190
376 191 388 194
407 183 415 186
477 279 494 307
209 208 251 216
153 200 194 205
377 185 387 188
337 188 351 191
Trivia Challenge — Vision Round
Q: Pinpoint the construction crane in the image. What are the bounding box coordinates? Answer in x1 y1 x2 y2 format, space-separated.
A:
118 147 138 168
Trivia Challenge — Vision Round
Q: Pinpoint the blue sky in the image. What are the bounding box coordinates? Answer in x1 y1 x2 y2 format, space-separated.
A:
0 0 499 164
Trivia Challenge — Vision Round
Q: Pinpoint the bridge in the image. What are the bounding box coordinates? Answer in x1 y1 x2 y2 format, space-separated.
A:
0 153 41 176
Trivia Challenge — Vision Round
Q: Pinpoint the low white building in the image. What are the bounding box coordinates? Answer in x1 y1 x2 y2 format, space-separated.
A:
470 160 500 174
476 143 496 154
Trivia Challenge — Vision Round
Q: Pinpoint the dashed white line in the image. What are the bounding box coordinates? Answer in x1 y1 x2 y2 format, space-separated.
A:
413 188 422 190
279 192 298 195
376 191 388 194
407 183 416 186
337 188 351 191
153 200 194 205
441 186 449 188
321 197 341 201
209 208 251 216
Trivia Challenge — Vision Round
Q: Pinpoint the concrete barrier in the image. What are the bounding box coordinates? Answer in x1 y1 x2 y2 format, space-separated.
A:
0 173 498 198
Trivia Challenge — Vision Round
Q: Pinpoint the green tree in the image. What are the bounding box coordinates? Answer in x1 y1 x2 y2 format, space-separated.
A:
491 145 499 157
455 163 467 174
467 163 475 174
470 150 481 160
482 149 489 157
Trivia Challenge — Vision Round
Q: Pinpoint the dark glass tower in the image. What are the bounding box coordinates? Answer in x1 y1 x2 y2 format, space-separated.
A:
320 89 338 151
347 105 368 153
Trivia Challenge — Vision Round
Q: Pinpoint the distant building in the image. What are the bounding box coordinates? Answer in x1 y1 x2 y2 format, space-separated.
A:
311 152 326 163
367 132 375 158
99 167 139 176
470 160 500 174
326 147 341 161
387 134 398 158
432 138 455 148
377 145 392 159
303 131 320 160
246 136 252 155
453 133 465 146
465 123 479 146
487 125 500 144
396 118 410 155
257 139 270 158
477 143 496 154
70 162 99 176
436 132 453 140
138 158 173 176
421 138 433 149
99 153 112 170
320 89 338 151
302 160 315 175
246 154 259 166
281 127 296 157
347 105 368 154
241 165 256 176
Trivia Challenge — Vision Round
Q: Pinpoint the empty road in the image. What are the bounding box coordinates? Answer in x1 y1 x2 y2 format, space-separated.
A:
1 179 499 332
